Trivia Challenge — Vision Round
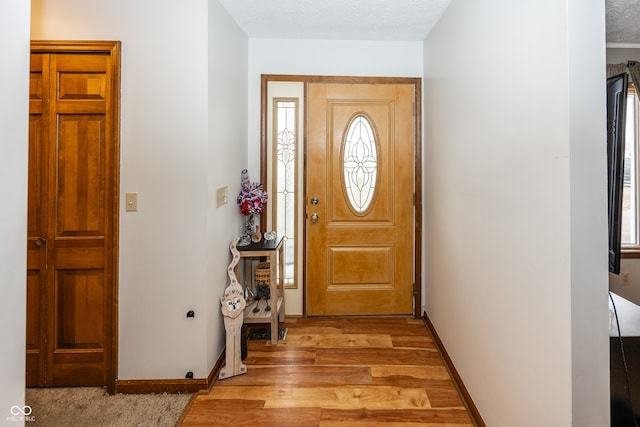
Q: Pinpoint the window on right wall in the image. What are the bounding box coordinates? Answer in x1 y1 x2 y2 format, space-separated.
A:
622 83 640 255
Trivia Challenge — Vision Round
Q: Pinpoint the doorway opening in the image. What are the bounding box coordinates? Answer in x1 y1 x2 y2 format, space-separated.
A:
260 75 422 317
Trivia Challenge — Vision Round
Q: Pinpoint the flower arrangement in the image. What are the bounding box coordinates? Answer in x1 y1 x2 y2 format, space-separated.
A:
236 169 268 216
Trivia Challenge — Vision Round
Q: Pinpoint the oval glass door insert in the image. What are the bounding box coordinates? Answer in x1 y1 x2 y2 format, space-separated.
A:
343 114 378 213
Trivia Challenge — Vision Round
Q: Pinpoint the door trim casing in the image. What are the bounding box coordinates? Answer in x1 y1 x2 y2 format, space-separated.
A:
30 40 120 393
260 74 422 318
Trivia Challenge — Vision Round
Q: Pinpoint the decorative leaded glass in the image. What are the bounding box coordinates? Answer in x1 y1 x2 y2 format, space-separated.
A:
275 100 297 285
343 115 378 213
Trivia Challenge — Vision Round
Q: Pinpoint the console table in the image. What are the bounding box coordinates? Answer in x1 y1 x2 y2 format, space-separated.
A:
234 236 285 344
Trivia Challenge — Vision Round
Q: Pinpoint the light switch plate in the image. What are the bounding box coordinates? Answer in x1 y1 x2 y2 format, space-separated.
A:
216 186 228 207
125 192 138 212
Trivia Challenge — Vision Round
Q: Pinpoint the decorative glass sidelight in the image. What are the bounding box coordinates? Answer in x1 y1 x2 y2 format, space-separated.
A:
274 99 297 286
343 114 378 213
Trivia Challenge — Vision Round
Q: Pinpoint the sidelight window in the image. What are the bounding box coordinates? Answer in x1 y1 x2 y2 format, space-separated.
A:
273 99 298 286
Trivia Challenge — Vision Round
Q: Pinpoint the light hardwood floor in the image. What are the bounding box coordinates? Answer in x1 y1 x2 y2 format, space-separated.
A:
180 317 475 426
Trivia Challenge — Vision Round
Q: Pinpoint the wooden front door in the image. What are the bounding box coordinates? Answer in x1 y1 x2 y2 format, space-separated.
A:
307 83 415 316
26 41 120 389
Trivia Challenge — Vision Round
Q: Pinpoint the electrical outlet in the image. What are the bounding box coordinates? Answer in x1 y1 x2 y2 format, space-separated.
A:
622 272 630 286
216 186 228 207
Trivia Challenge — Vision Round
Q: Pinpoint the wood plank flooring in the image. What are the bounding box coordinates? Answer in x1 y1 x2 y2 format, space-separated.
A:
180 317 474 426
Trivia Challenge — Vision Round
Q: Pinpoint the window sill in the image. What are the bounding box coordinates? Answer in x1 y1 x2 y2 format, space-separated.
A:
622 248 640 258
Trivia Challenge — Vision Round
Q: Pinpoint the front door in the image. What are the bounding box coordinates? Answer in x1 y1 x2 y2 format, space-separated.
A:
26 41 120 389
307 82 415 316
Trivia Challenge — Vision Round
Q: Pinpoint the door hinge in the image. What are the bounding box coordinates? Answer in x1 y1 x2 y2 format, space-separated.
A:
413 282 417 296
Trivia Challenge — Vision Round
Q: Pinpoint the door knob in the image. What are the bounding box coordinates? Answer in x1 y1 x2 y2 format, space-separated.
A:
310 213 319 223
35 237 47 247
311 198 319 205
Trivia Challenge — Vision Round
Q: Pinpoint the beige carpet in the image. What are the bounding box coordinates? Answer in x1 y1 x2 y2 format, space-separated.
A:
25 387 192 427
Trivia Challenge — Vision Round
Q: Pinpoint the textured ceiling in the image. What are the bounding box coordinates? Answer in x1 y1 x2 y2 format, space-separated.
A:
607 0 640 44
218 0 453 41
219 0 640 45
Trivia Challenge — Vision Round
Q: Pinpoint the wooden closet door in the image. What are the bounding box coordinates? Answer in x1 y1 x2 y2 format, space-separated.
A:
26 42 120 389
26 52 49 386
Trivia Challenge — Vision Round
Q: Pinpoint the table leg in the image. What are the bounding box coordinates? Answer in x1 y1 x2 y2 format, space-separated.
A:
278 243 285 322
269 250 277 344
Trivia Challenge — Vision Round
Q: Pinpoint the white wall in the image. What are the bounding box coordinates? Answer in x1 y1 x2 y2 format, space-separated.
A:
567 0 609 424
248 39 423 314
31 0 247 380
0 1 30 424
206 0 249 368
424 0 608 425
610 260 640 303
607 47 640 64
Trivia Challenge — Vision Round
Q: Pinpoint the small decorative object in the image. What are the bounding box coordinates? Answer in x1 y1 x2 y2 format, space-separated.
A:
244 287 255 303
251 223 262 243
237 169 268 240
253 262 269 311
219 237 247 380
243 215 256 241
237 235 250 247
254 262 271 287
264 231 276 241
255 284 270 300
254 261 271 311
